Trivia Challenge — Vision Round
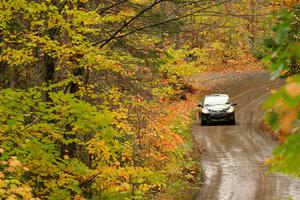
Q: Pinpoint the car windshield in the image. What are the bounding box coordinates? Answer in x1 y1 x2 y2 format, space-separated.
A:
204 96 230 106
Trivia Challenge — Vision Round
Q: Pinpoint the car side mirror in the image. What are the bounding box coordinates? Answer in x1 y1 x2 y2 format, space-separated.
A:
197 103 202 107
232 103 237 106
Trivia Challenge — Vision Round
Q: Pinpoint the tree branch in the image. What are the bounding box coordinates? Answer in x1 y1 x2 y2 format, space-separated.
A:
198 10 272 19
166 0 215 18
93 0 166 48
98 0 129 15
101 0 232 41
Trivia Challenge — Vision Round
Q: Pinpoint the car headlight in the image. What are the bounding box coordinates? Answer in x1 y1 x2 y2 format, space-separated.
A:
226 106 234 113
202 108 209 114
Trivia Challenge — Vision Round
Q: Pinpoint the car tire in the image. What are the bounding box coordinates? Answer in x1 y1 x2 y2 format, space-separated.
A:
231 118 236 125
201 117 207 126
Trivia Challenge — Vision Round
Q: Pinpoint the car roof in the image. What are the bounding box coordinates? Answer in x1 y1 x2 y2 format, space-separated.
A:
205 94 229 98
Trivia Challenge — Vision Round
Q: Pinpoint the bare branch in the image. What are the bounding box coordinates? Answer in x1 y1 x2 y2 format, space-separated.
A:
93 0 166 47
198 10 272 19
98 0 129 15
101 0 232 41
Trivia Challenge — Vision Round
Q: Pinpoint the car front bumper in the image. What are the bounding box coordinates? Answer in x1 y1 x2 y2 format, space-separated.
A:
201 112 235 122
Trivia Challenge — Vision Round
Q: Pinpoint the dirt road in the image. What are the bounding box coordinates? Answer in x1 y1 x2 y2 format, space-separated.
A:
193 72 300 200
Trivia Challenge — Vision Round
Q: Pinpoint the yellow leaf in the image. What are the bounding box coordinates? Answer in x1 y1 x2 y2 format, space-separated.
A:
48 15 57 28
63 155 70 160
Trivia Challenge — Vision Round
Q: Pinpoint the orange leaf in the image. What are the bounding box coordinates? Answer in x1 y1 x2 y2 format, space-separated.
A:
285 82 300 98
280 108 297 134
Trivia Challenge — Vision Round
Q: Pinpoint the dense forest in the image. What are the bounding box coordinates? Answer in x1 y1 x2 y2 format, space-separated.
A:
0 0 299 199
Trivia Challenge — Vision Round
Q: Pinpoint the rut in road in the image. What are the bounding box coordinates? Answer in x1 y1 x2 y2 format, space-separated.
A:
193 72 300 200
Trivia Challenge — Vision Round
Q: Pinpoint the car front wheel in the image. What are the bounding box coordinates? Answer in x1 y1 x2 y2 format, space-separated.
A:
201 117 208 126
230 117 236 125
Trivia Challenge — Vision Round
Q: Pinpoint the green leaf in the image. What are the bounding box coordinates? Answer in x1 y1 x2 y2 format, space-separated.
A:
7 119 17 127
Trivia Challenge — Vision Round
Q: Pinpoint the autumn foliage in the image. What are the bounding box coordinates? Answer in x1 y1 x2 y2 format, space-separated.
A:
260 2 300 177
0 0 286 199
0 0 210 199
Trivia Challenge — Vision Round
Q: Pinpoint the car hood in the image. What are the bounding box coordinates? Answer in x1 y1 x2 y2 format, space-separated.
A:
205 105 231 112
